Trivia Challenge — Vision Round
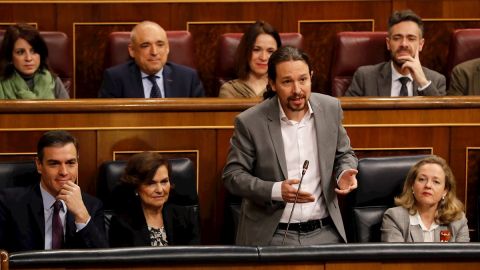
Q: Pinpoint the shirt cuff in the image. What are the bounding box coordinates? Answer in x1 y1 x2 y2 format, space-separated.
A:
271 181 283 201
337 170 347 183
418 80 432 91
75 217 91 232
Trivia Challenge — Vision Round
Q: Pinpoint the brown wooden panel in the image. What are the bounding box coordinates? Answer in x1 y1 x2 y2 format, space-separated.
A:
450 127 480 241
326 262 381 270
299 21 374 95
74 23 136 98
422 20 480 77
188 22 253 97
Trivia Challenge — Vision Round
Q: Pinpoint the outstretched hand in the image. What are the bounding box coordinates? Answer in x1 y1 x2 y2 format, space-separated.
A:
335 169 358 195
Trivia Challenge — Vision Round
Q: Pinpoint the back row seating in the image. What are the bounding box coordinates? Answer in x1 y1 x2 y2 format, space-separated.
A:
0 30 72 95
2 29 480 96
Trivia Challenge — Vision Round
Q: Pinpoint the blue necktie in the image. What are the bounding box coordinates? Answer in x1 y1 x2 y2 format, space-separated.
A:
147 75 162 98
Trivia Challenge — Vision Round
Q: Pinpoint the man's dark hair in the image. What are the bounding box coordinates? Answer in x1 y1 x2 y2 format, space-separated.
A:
37 130 79 161
388 9 424 38
263 46 312 99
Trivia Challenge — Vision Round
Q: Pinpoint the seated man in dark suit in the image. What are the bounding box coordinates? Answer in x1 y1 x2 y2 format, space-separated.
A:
448 58 480 96
99 21 205 98
0 130 108 252
345 10 445 97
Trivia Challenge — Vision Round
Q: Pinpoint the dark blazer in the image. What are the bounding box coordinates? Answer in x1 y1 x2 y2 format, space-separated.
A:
448 58 480 96
0 184 108 252
99 60 205 98
109 198 200 247
345 61 446 96
222 93 357 245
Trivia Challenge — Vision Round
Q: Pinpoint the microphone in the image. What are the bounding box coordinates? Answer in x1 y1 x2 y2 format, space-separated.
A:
282 160 309 245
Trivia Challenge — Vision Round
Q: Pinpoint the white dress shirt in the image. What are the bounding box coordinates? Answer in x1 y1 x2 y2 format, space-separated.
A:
271 100 327 223
409 212 439 242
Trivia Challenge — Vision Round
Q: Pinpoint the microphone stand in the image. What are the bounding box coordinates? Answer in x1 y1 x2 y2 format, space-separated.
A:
282 160 309 245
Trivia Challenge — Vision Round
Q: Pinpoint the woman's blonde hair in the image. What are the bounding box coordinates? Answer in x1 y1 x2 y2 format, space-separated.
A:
395 155 464 224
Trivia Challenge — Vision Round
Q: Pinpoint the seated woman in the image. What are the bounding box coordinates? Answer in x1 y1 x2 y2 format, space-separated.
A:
381 155 469 242
109 152 200 247
0 23 69 99
218 20 281 98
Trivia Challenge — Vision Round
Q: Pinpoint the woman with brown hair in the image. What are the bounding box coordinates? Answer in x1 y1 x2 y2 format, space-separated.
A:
0 24 68 99
109 152 200 247
381 155 469 242
218 20 281 98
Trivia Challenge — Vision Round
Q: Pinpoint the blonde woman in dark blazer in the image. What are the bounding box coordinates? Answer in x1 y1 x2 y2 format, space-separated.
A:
381 155 469 242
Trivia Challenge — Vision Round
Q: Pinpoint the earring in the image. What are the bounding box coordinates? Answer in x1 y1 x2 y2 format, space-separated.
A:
442 195 445 200
135 191 139 196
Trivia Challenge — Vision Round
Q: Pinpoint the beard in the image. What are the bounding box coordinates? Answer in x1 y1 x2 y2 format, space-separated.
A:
391 49 414 72
286 94 307 112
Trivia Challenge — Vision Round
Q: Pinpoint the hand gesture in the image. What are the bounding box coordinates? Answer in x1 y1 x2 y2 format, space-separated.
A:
399 49 429 87
335 169 358 195
281 178 315 203
56 181 90 224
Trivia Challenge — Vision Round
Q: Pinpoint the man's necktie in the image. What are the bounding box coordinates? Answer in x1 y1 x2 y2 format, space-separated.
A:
147 75 162 98
399 77 410 96
52 200 64 249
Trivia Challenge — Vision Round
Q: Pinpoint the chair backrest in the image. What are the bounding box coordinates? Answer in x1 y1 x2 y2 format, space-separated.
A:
347 155 429 242
215 32 303 90
0 160 39 189
97 157 198 210
446 29 480 79
330 31 389 96
104 31 196 69
0 30 72 95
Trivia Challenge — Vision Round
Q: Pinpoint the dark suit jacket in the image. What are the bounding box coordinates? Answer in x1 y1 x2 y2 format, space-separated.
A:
108 198 200 247
345 61 446 96
0 184 108 252
448 58 480 96
99 60 205 98
222 93 357 245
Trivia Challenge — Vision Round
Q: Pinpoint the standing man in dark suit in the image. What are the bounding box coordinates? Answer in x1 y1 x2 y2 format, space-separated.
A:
99 21 205 98
345 10 446 97
0 130 108 252
223 46 358 246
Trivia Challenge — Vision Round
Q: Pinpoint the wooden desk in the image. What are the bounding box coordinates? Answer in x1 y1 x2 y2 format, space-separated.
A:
1 96 480 243
5 244 480 270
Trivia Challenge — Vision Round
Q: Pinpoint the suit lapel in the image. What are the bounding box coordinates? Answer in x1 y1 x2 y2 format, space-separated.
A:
378 62 392 96
474 66 480 93
266 97 288 180
409 225 424 242
163 64 173 98
309 97 327 189
129 61 146 98
28 185 46 246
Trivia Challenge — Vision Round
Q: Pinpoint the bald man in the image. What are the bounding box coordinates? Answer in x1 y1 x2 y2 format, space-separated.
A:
99 21 205 98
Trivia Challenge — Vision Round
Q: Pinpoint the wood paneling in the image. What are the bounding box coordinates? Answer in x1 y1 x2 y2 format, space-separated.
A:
2 1 480 97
